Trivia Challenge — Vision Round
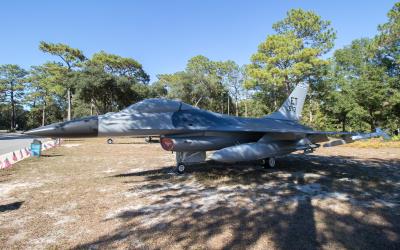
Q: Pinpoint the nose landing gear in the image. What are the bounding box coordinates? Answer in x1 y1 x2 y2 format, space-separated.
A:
175 163 186 174
262 157 276 168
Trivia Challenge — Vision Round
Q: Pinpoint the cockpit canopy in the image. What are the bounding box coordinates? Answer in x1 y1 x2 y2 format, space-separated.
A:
122 98 196 113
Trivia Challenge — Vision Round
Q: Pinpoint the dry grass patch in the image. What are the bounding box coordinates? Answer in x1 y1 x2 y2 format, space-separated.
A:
342 138 400 148
0 137 399 249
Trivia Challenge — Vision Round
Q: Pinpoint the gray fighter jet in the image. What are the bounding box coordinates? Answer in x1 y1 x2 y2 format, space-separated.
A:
25 83 389 173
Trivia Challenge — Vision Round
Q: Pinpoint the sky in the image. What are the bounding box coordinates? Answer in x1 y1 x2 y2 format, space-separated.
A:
1 0 398 82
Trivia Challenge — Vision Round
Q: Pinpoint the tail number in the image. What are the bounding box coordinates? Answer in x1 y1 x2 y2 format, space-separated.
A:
286 97 298 112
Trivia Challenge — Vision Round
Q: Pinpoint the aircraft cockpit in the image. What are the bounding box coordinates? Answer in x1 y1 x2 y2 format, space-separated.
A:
121 98 195 113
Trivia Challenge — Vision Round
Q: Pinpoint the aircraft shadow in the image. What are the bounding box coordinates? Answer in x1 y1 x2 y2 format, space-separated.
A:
63 139 85 142
111 142 149 145
40 154 63 158
0 201 24 213
77 154 400 249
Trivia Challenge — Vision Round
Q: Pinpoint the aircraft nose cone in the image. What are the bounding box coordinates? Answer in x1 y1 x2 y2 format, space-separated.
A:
24 116 99 138
24 124 58 137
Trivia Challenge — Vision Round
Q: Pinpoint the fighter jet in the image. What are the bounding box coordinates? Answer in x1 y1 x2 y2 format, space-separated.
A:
25 83 389 173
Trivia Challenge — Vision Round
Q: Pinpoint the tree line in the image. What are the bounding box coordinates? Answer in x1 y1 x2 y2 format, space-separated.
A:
1 3 399 133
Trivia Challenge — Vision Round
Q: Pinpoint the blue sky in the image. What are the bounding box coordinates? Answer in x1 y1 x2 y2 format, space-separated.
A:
1 0 397 82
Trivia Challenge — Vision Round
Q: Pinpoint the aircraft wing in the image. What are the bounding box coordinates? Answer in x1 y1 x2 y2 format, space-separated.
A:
304 128 391 147
247 127 390 147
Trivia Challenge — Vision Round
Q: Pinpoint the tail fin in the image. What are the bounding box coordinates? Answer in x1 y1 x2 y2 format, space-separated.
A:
375 128 391 140
266 83 309 121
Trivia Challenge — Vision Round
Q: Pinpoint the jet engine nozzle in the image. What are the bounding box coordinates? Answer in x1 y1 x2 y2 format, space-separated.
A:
160 137 174 151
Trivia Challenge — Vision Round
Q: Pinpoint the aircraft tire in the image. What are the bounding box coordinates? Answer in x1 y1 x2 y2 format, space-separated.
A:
262 157 276 168
176 163 185 174
107 138 113 144
268 157 276 168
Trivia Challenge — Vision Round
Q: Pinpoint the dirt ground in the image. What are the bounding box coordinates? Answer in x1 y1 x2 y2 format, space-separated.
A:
0 138 399 249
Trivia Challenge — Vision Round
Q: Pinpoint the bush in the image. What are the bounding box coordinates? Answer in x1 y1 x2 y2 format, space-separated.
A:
391 135 400 141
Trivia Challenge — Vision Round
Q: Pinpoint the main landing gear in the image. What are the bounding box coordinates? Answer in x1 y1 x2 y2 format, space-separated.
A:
262 157 276 168
174 151 206 174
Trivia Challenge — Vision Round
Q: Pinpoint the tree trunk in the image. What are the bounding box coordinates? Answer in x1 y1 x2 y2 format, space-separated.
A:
235 101 239 116
285 78 291 96
90 98 94 116
194 96 203 107
308 99 313 124
42 101 46 126
227 95 230 115
342 115 346 132
245 101 248 117
286 83 291 96
92 99 101 115
369 110 375 131
273 83 277 110
221 93 224 114
10 83 15 130
67 88 71 121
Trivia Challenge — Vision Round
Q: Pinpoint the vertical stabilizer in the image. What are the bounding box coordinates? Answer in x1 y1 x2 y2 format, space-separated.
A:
266 83 309 121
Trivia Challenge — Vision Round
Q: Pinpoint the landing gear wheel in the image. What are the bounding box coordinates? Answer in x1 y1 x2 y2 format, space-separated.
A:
145 136 152 143
268 157 276 168
263 157 276 168
107 138 113 144
176 163 185 174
